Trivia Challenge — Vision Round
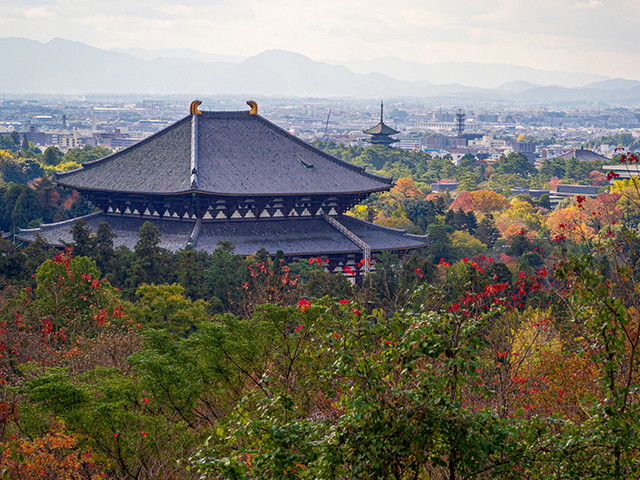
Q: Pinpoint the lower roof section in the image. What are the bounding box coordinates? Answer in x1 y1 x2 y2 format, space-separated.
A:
18 213 429 257
17 213 194 252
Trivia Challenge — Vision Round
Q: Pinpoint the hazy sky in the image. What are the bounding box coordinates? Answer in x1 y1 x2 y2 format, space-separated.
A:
2 0 639 79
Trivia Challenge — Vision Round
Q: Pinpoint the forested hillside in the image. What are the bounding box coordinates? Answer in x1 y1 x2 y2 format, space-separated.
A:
0 141 639 478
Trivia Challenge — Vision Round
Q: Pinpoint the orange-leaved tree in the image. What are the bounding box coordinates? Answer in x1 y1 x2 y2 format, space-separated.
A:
0 422 105 479
449 190 507 213
391 178 423 199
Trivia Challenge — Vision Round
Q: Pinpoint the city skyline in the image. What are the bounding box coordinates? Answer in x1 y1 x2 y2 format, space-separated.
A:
2 0 639 81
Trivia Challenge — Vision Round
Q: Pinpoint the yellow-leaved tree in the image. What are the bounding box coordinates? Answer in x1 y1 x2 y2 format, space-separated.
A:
496 199 544 238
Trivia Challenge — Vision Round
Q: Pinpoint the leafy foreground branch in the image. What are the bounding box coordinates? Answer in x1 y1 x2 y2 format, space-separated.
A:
191 259 640 480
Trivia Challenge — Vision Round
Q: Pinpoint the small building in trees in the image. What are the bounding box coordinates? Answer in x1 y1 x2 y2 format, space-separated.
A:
19 101 427 280
558 148 609 162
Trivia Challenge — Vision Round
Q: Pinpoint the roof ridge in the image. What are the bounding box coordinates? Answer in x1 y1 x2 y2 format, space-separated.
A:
200 111 251 119
19 211 103 232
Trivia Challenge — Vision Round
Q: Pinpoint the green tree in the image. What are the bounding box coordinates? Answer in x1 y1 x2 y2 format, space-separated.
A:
176 247 208 300
127 283 209 335
507 230 533 257
70 219 93 258
10 131 20 150
124 222 169 294
2 184 38 229
93 222 117 278
203 246 247 312
42 146 64 166
495 152 536 178
426 223 454 263
539 193 551 209
304 270 352 299
474 213 500 248
62 146 112 164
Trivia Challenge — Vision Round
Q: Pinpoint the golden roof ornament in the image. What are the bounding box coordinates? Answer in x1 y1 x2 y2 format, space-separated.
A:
190 100 202 115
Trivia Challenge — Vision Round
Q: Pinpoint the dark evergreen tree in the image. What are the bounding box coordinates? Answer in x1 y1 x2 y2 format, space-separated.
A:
486 261 513 286
441 190 453 207
474 214 499 249
42 146 64 166
68 193 94 218
304 271 352 300
22 236 52 285
495 152 536 178
110 245 135 290
252 248 270 266
443 209 456 232
10 131 20 150
366 251 400 307
432 194 447 211
0 158 43 184
93 222 116 277
8 186 38 229
466 211 478 234
0 159 26 184
216 240 235 254
404 199 442 234
21 133 29 151
204 247 247 312
271 249 285 276
399 251 437 284
454 209 467 231
508 230 533 257
177 247 208 300
425 223 454 263
125 221 169 295
538 158 565 180
33 177 59 224
21 159 43 181
0 238 24 283
70 219 93 258
517 251 544 271
539 194 551 209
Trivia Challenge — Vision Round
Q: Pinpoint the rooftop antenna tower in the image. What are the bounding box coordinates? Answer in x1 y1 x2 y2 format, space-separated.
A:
455 109 466 136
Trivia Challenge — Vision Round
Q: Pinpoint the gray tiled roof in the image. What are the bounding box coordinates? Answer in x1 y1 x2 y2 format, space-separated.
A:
363 122 399 135
17 214 194 252
56 118 192 194
558 149 609 162
196 218 358 255
56 111 391 196
337 216 428 251
18 214 428 256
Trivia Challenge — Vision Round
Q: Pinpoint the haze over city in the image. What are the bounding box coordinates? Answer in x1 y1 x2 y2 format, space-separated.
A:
2 0 640 82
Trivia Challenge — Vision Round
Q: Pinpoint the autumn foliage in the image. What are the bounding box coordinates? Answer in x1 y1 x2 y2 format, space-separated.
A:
449 189 508 213
391 177 423 199
0 422 105 479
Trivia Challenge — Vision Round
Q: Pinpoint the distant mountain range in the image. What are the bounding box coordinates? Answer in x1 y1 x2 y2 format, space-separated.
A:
2 37 640 105
111 47 244 64
325 57 609 89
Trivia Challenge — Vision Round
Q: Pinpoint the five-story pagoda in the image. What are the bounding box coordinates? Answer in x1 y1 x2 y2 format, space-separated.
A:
363 100 399 146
